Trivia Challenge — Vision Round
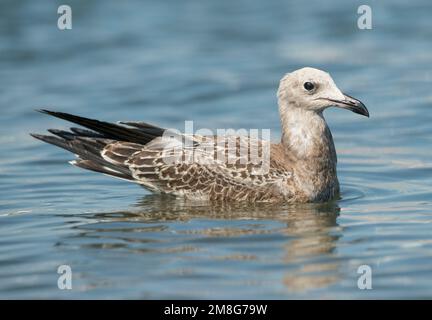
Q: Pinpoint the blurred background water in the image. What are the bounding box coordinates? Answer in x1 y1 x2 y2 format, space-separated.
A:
0 0 432 299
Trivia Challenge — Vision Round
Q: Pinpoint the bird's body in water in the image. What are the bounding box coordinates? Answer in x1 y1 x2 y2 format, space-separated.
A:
31 67 369 203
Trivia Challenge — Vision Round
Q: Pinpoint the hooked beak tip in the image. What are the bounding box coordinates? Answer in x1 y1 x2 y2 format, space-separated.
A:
326 93 369 118
351 101 369 118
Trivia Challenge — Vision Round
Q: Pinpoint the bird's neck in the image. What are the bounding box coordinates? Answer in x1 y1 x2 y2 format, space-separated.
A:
279 107 335 160
279 105 339 200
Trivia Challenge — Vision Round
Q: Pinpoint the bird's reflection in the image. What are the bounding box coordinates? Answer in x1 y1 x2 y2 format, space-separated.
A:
71 194 342 293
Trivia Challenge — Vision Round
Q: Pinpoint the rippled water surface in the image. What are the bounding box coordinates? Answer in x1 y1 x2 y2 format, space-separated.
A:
1 0 432 299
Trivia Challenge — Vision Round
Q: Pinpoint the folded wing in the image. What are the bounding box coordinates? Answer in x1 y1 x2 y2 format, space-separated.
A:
31 110 293 201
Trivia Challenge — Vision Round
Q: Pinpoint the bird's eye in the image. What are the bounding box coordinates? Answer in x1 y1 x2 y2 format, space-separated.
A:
303 82 315 91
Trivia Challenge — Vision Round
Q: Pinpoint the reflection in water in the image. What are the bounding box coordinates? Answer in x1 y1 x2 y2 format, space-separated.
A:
66 195 341 294
281 205 340 292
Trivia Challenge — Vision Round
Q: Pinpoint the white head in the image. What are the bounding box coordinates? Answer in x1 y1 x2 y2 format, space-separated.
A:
277 67 369 117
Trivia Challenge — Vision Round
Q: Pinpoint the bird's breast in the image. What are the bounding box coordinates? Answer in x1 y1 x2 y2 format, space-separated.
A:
290 159 339 202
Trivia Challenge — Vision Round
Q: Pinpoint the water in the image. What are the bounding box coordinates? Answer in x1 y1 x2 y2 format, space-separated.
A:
1 0 432 299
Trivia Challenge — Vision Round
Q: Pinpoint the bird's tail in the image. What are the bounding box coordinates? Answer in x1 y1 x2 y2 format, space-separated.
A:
30 110 165 181
35 109 164 144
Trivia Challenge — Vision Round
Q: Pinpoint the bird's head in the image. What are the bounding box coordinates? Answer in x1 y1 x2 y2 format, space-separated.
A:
277 67 369 117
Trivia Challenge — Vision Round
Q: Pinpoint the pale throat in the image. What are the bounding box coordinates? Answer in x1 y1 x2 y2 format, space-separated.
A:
279 106 336 162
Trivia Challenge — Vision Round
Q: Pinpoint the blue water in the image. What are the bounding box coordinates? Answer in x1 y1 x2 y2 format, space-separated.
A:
1 0 432 299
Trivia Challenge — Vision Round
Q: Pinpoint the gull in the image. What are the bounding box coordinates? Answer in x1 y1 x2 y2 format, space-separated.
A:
31 67 368 203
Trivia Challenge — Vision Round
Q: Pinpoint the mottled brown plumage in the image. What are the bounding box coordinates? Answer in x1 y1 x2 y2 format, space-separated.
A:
31 67 368 203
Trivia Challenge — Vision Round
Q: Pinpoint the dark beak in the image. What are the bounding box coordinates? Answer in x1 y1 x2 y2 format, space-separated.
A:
326 93 369 117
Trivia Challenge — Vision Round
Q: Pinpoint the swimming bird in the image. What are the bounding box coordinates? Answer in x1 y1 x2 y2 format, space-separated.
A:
31 67 368 203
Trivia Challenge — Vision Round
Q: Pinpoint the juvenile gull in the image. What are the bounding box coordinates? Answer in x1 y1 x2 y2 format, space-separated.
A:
31 67 369 203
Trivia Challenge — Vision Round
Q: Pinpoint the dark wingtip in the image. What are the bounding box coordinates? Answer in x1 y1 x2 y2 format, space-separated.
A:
47 129 75 140
30 133 44 139
36 109 57 115
31 131 52 139
30 133 54 144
